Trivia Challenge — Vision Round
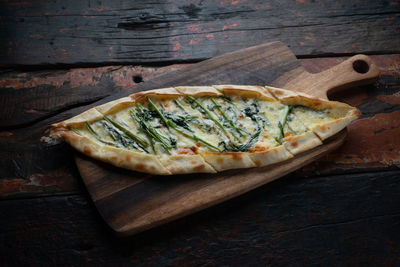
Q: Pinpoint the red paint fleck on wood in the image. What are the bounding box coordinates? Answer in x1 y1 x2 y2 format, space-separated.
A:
296 0 305 3
250 3 270 9
231 0 245 5
328 110 400 167
172 41 181 51
81 10 97 19
58 29 69 33
297 13 304 17
220 0 230 5
299 42 305 46
377 93 400 105
24 109 37 114
305 36 314 40
88 6 108 12
187 23 202 33
61 48 68 55
0 67 113 89
0 132 13 137
222 23 239 31
189 39 202 45
385 17 395 20
205 34 215 39
0 172 78 197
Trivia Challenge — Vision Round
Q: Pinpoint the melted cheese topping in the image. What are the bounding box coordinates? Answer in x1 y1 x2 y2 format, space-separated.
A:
71 95 341 155
292 106 337 129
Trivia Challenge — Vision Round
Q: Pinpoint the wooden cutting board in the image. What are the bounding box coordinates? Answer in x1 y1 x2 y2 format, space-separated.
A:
75 42 380 236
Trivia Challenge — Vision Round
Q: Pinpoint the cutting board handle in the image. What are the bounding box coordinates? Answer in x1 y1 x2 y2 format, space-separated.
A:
290 55 380 99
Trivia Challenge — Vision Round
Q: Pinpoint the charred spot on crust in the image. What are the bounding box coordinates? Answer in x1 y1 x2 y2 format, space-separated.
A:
284 132 293 137
232 153 243 161
83 145 92 155
313 101 322 108
193 164 206 171
275 90 284 95
252 145 269 152
121 101 134 108
284 136 295 142
291 141 298 148
135 163 146 170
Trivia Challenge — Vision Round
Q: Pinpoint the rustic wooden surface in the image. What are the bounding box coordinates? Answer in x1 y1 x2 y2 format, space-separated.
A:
1 56 399 266
1 0 400 66
1 54 398 199
0 0 399 265
74 42 380 236
1 171 399 265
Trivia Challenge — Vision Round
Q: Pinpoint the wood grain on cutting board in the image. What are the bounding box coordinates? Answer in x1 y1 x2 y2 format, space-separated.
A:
75 42 379 236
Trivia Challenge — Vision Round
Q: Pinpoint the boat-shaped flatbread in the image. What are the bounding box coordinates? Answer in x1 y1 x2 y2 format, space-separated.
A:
50 85 360 175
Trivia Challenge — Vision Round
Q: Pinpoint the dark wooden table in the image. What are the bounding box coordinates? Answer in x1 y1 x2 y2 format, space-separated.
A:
1 0 400 265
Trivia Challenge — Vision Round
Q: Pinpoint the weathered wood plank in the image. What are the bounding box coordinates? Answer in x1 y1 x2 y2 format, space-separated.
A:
0 64 188 128
0 54 399 198
301 55 400 175
72 42 382 235
1 0 399 66
1 170 399 265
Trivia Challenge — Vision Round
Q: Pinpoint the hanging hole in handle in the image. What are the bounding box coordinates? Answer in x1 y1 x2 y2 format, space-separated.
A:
352 60 370 74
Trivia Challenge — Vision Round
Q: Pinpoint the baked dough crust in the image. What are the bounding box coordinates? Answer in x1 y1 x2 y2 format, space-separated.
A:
50 85 360 175
266 86 360 140
60 131 170 175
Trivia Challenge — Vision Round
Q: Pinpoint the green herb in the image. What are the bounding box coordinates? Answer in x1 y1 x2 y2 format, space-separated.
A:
146 98 221 152
219 99 268 152
70 127 81 136
274 105 293 145
131 104 173 153
243 99 269 126
211 98 245 138
147 97 170 128
149 137 157 154
173 99 186 111
101 119 147 152
220 128 261 152
85 122 120 147
103 116 149 148
187 96 228 136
